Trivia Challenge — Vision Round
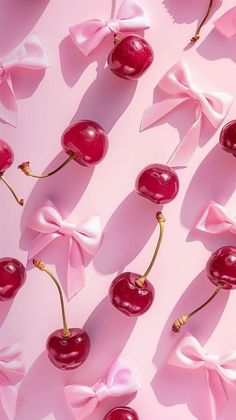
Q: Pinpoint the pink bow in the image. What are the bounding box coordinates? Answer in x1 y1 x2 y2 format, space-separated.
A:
196 201 236 234
64 359 140 420
27 200 102 300
0 35 48 127
69 0 149 55
214 7 236 38
169 334 236 419
0 343 25 419
140 60 232 167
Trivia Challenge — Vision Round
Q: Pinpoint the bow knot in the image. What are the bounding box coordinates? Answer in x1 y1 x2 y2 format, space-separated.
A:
27 200 102 300
93 382 109 402
141 61 232 167
196 201 236 235
205 354 220 371
69 0 149 55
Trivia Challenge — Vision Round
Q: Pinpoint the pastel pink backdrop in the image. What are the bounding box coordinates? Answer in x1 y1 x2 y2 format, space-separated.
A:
0 1 236 419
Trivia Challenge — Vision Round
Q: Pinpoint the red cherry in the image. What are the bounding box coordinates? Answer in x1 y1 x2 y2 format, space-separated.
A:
47 327 90 370
108 35 154 80
172 246 236 333
19 120 108 178
219 120 236 157
103 406 139 420
0 139 14 173
61 120 109 167
0 257 26 301
109 272 155 317
135 164 179 204
33 260 90 370
206 246 236 290
109 213 165 317
0 139 24 206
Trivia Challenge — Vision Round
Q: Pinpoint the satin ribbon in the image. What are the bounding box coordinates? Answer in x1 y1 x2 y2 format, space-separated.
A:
64 359 140 420
168 334 236 419
0 35 48 127
197 201 236 234
214 7 236 38
0 343 25 419
140 60 232 167
69 0 149 55
27 200 102 300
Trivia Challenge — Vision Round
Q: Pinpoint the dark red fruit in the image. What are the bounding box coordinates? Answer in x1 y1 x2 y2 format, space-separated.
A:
103 406 139 420
206 246 236 290
135 164 179 204
219 120 236 157
0 257 26 301
0 139 14 174
108 35 153 80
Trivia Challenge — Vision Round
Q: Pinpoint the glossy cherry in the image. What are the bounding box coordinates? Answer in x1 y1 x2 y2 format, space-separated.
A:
0 139 24 205
109 212 165 317
108 35 153 80
135 164 179 204
0 257 26 301
19 120 108 178
172 246 236 332
219 120 236 157
33 260 90 370
103 406 139 420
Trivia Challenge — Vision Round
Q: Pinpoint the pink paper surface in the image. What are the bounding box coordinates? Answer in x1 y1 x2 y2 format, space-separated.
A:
0 1 236 419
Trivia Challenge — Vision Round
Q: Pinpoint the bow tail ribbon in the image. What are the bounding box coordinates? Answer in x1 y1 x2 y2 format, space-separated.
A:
207 370 228 420
66 237 85 300
0 373 20 419
214 7 236 38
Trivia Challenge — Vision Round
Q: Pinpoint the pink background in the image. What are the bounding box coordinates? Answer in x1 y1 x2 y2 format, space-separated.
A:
1 0 236 419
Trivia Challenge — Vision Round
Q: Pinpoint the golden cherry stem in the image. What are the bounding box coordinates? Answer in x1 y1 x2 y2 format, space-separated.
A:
136 212 166 287
18 152 76 179
0 175 24 206
33 259 71 338
172 282 224 333
113 33 121 46
191 0 214 42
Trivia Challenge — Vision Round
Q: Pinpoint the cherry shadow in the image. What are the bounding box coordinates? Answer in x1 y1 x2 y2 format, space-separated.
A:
162 0 222 27
180 144 236 251
197 27 236 62
0 0 49 56
94 191 161 275
11 68 47 100
15 296 136 420
152 270 230 419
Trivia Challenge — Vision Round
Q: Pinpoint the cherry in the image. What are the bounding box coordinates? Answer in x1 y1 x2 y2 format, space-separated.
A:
19 120 108 178
0 139 24 206
219 120 236 157
172 246 236 332
191 0 213 42
103 406 139 420
135 164 179 204
109 212 165 317
108 35 153 80
33 260 90 370
0 257 26 301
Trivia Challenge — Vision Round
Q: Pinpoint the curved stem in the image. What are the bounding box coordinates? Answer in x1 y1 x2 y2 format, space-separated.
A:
33 259 71 338
18 152 76 179
0 175 24 206
191 0 214 42
136 212 166 287
113 33 121 46
172 282 224 333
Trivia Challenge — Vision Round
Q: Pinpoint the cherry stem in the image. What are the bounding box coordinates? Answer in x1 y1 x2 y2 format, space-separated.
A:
172 282 224 333
18 152 76 179
33 259 71 338
136 212 166 287
0 175 24 206
113 33 120 46
191 0 214 42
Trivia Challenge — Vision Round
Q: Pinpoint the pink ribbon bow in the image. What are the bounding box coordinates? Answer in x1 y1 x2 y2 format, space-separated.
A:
64 359 140 420
196 201 236 234
169 334 236 419
140 60 233 167
214 7 236 38
0 343 25 419
0 35 48 127
27 200 102 300
69 0 149 55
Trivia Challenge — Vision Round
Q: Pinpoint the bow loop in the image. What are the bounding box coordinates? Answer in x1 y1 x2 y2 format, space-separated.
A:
64 359 140 419
141 60 232 167
196 201 236 234
69 0 149 55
